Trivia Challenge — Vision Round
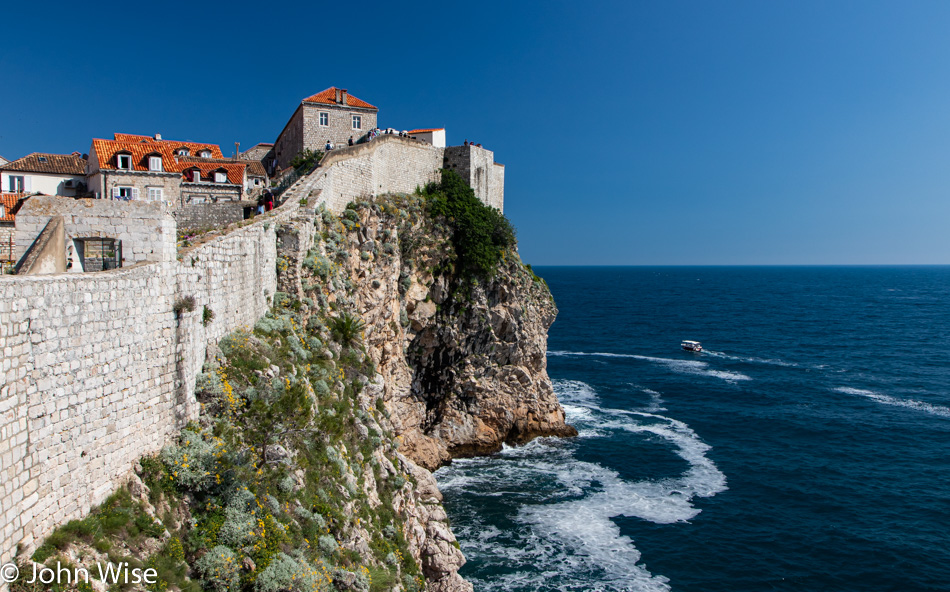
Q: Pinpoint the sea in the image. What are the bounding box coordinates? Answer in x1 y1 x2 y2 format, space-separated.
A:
433 266 950 592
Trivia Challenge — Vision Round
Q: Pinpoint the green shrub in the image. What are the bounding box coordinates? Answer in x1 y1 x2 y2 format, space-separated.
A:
426 169 516 279
195 546 240 592
328 313 364 348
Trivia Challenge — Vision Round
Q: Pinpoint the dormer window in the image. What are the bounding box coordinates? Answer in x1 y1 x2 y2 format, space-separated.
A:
0 205 5 218
117 153 132 169
148 156 163 171
38 156 48 163
190 169 201 183
214 171 227 183
199 150 212 158
177 148 190 156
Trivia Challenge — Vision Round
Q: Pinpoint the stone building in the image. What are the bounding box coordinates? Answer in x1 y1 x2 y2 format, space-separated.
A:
87 138 182 203
241 142 276 176
88 135 248 206
180 156 267 196
0 152 87 196
273 87 378 170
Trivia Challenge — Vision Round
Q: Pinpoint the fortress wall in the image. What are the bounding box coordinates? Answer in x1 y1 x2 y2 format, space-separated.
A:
0 133 499 570
0 199 303 567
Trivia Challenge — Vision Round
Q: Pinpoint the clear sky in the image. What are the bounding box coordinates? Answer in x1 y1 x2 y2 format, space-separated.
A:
3 0 950 265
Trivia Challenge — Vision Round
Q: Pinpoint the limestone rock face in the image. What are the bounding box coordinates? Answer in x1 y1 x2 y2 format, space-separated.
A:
334 201 576 472
310 198 574 590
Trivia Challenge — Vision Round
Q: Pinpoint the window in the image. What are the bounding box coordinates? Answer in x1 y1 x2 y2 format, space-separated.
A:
177 148 190 156
112 186 138 200
214 171 227 183
9 176 24 192
352 115 362 130
0 205 5 218
320 112 329 126
190 169 202 182
189 196 207 205
149 156 163 171
117 154 132 169
77 238 121 271
38 156 47 163
254 179 260 186
199 150 212 158
147 187 163 201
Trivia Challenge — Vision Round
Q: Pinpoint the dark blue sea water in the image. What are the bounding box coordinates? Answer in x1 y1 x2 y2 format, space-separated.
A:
433 266 950 592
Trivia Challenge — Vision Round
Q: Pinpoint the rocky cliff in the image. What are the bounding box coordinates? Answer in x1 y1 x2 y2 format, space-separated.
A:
19 187 573 592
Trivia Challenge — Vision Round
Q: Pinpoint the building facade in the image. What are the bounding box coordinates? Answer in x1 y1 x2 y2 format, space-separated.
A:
0 153 87 196
273 87 378 170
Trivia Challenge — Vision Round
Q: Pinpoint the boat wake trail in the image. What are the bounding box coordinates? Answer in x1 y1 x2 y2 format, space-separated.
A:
703 350 798 367
435 380 727 592
834 387 950 418
548 350 752 382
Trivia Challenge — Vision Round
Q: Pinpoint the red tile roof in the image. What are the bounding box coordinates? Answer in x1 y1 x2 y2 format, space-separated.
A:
0 193 26 222
303 87 377 110
179 156 265 177
112 133 224 158
406 128 444 134
2 153 86 175
92 139 180 173
180 162 246 185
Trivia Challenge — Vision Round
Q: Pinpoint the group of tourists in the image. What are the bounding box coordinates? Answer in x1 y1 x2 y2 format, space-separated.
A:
256 189 275 215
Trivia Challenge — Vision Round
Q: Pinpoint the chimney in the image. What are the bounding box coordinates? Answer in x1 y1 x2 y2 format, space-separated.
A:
155 133 162 141
341 89 348 105
235 142 240 159
334 88 342 103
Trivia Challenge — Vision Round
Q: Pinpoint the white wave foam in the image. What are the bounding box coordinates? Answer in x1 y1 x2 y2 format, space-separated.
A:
548 351 752 382
703 350 798 367
437 379 728 591
834 387 950 418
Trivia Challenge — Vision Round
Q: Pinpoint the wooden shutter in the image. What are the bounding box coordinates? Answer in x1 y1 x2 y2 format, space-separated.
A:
112 186 121 198
132 187 140 200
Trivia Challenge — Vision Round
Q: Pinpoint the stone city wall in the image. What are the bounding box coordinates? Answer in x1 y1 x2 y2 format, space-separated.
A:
175 202 250 231
0 133 499 573
0 197 306 569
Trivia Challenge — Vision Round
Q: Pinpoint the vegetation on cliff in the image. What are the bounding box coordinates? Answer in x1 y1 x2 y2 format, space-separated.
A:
20 186 559 592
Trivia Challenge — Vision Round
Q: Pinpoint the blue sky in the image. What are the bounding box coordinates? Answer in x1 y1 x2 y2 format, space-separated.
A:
3 0 950 264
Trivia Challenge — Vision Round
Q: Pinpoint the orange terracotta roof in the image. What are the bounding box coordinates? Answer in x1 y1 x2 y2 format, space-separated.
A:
180 156 266 177
303 87 377 110
2 153 86 175
406 128 444 134
112 133 224 158
180 162 246 185
92 139 181 173
0 193 23 222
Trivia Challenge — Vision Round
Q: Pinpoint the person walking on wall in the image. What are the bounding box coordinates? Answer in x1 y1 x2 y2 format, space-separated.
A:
348 136 354 146
264 189 274 211
256 193 265 215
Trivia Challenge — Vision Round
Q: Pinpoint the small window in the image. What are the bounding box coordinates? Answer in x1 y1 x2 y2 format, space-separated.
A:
199 150 212 158
149 156 163 171
214 171 227 183
112 186 137 200
177 148 190 156
352 115 361 130
254 179 260 186
190 170 201 182
117 154 132 169
147 187 163 201
0 205 5 218
320 112 329 126
9 176 24 192
38 156 48 163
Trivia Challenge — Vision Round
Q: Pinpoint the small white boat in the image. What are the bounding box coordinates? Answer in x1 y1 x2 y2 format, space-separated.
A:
681 340 703 352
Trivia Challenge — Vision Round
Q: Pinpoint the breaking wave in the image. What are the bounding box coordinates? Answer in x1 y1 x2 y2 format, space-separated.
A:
435 380 727 591
834 387 950 418
548 350 752 382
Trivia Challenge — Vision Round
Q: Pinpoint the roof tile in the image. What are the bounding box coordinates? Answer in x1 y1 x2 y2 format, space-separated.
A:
303 87 377 110
2 153 86 175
